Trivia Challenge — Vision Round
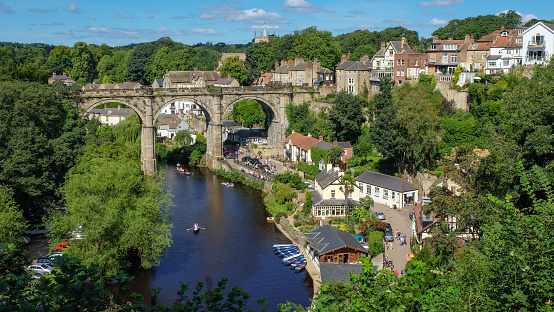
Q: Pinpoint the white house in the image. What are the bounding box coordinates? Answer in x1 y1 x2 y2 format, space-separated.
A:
485 28 523 74
88 108 133 126
522 22 554 66
311 165 361 220
355 171 418 209
159 101 198 115
156 114 190 139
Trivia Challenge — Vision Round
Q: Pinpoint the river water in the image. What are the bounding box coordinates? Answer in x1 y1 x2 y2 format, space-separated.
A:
129 164 313 310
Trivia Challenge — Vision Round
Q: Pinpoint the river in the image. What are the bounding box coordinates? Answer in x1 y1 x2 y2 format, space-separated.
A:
129 164 313 310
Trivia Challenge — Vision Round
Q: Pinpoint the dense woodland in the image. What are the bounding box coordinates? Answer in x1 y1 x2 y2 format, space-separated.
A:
1 11 554 311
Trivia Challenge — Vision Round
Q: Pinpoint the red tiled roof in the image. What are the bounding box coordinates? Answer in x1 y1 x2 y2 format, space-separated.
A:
413 203 441 234
285 132 321 151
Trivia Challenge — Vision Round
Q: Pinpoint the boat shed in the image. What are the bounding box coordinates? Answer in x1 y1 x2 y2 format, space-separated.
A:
303 225 368 271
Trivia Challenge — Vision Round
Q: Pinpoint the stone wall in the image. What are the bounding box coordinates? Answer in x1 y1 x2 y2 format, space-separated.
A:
435 83 469 111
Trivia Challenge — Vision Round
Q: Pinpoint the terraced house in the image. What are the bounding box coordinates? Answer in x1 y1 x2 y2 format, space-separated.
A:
335 54 371 95
271 58 322 86
425 35 472 83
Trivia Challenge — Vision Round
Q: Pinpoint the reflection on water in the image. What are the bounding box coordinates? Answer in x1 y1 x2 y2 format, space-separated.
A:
128 165 313 310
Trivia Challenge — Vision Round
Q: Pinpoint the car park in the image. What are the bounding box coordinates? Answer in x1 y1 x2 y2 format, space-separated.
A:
26 224 50 236
375 212 386 220
37 257 54 266
27 263 54 275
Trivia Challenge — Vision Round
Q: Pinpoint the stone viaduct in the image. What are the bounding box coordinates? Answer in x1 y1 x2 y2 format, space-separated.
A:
80 86 313 176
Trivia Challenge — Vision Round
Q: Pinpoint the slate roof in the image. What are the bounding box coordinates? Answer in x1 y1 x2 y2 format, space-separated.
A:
214 78 236 86
275 64 291 74
315 168 340 189
487 55 502 60
356 171 417 193
313 141 334 150
320 263 363 284
336 61 371 71
318 68 334 74
157 114 187 130
427 39 466 52
89 108 134 117
390 41 412 53
222 121 240 127
290 63 308 71
310 190 361 207
337 142 353 149
164 71 220 83
115 82 142 89
303 225 368 255
153 78 163 87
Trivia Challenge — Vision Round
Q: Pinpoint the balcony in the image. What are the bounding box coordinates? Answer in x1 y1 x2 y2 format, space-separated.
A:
528 40 546 48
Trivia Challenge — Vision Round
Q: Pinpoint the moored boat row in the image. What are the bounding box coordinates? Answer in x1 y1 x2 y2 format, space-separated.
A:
273 244 306 273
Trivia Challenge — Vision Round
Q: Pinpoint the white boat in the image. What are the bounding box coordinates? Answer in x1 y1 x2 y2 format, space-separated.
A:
282 253 303 263
221 182 234 187
273 244 297 248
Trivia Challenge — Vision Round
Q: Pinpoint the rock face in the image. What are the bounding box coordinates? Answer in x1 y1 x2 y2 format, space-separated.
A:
435 83 469 111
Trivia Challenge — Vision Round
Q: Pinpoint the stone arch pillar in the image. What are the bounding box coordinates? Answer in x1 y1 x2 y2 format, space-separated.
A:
141 97 157 176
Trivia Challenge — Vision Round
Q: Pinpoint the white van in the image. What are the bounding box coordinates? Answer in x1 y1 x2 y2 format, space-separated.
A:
26 224 50 235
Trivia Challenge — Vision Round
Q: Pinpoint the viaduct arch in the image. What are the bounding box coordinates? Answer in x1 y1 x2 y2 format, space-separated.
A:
80 86 313 176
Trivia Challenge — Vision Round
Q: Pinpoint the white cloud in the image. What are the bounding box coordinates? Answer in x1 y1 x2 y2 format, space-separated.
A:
198 5 287 24
0 1 13 13
88 16 96 20
414 17 448 27
67 3 81 13
281 0 335 14
497 10 538 23
116 14 133 19
187 28 223 36
419 0 464 7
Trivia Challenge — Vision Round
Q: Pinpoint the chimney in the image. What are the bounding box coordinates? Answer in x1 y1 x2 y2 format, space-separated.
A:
381 42 386 49
227 72 232 79
360 55 369 64
295 57 304 64
465 34 471 43
319 135 323 141
104 103 107 109
347 52 351 60
501 26 505 31
307 61 313 69
52 72 56 77
448 37 453 40
275 61 279 70
433 36 438 42
341 54 347 64
288 60 294 66
62 72 66 76
307 133 311 137
281 59 286 66
401 37 406 45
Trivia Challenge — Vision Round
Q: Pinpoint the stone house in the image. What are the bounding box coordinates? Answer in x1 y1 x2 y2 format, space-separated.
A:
48 72 76 86
214 77 240 88
465 42 491 73
355 171 418 209
271 58 322 86
156 114 190 140
162 71 220 88
314 68 334 87
335 54 371 95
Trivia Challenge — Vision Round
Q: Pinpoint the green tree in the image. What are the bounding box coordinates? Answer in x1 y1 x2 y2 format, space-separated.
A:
274 182 297 204
174 131 193 146
48 141 173 276
285 102 317 136
127 43 156 83
219 55 247 85
329 91 364 144
232 99 266 128
46 45 72 75
288 27 342 69
328 145 344 167
96 50 131 83
70 41 95 84
338 172 355 214
0 185 28 273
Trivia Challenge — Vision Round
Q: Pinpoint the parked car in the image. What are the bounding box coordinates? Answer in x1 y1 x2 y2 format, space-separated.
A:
223 151 232 156
37 257 54 266
48 252 64 261
384 230 394 242
225 153 237 159
26 224 50 236
55 242 69 251
382 222 392 231
27 263 54 275
375 212 386 220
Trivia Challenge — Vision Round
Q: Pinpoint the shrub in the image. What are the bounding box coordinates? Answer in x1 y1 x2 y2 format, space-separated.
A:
297 163 319 176
294 221 302 227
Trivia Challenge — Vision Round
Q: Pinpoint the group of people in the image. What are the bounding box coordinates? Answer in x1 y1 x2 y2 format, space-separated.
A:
396 230 407 246
241 167 267 181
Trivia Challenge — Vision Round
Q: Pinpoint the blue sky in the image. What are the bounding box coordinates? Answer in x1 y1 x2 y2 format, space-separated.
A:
0 0 547 47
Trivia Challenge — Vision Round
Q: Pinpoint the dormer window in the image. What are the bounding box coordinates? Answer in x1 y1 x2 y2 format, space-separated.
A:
501 31 507 36
444 43 457 50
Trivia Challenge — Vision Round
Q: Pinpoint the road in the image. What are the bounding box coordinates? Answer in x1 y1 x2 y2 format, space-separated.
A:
370 203 413 274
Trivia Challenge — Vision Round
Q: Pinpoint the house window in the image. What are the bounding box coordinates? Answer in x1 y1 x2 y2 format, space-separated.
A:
348 85 354 93
401 69 405 77
331 190 335 198
392 192 395 200
374 187 380 197
396 70 400 77
503 60 509 66
489 61 496 66
475 63 480 70
469 54 474 59
367 185 371 195
444 43 457 50
442 53 448 64
348 77 354 84
389 50 393 56
383 190 388 200
451 54 458 63
398 80 402 86
376 61 380 67
397 59 405 66
482 55 487 59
